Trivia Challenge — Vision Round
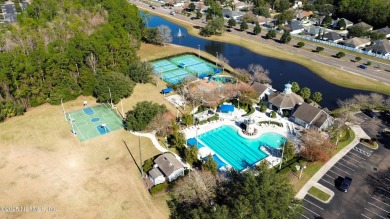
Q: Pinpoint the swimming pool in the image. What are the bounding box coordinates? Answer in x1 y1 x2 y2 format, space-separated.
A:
198 125 286 171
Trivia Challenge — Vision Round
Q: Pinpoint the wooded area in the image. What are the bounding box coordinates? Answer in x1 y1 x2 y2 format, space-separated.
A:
0 0 144 121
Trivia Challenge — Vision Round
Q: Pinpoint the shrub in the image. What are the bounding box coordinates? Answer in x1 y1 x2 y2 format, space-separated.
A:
271 111 276 118
297 42 305 48
143 158 154 173
366 61 371 66
266 30 276 39
336 52 345 58
150 183 168 195
315 47 324 52
355 56 362 62
260 103 267 112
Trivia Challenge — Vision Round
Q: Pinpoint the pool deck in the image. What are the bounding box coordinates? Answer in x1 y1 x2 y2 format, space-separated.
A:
182 106 298 170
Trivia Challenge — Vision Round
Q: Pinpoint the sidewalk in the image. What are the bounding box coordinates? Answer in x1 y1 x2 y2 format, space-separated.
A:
295 125 367 199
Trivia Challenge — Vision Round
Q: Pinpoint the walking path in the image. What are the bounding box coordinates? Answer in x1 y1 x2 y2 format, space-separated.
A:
295 125 369 199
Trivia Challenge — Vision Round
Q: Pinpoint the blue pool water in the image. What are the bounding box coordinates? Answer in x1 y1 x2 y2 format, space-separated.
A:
198 125 286 171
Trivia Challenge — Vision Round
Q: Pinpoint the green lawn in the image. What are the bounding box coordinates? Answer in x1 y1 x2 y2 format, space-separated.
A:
308 186 331 202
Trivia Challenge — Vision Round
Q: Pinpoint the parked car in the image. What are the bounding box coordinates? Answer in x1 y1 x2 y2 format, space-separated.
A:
358 64 368 70
337 176 352 192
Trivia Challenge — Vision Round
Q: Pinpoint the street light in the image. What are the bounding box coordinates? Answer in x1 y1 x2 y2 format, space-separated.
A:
299 164 307 180
198 45 200 58
279 141 286 171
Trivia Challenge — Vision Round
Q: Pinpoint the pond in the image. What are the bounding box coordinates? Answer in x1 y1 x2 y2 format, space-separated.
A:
146 14 371 110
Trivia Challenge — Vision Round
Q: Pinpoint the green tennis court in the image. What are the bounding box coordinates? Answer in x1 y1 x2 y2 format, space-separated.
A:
66 104 123 142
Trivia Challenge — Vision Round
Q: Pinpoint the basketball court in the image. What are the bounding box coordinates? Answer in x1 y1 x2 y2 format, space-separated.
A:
66 104 123 142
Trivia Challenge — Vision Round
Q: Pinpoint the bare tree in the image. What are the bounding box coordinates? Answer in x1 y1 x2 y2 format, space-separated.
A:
248 64 271 84
369 93 384 108
217 54 229 73
157 25 172 46
146 112 174 136
86 52 98 75
171 170 217 205
299 129 334 162
353 94 370 109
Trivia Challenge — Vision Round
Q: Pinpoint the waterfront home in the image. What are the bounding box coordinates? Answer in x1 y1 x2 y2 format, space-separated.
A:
342 37 371 49
148 153 185 186
366 40 390 57
292 102 333 131
250 82 274 102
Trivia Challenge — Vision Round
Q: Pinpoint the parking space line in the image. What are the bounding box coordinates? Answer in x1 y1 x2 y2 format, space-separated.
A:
385 177 390 182
336 162 355 171
325 173 335 179
340 157 360 167
301 205 320 216
377 187 390 195
368 202 390 213
361 214 371 219
328 169 339 175
320 178 334 186
304 199 324 210
300 214 310 219
372 197 390 207
376 193 390 200
348 151 366 160
364 208 387 219
332 165 351 175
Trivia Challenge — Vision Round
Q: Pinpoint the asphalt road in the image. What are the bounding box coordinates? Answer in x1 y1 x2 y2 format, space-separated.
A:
132 1 390 86
300 142 390 219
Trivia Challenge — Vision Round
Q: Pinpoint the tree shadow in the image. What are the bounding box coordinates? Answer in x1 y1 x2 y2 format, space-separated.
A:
366 168 390 197
193 25 201 29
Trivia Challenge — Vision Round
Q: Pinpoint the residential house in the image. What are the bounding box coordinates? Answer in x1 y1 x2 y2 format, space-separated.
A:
285 20 304 34
304 26 322 37
267 83 304 114
322 32 343 43
234 2 248 10
222 9 244 21
351 22 373 31
376 26 390 38
257 16 274 25
250 82 274 102
148 153 185 186
342 37 371 49
331 18 353 29
366 40 390 57
292 102 333 130
296 10 313 22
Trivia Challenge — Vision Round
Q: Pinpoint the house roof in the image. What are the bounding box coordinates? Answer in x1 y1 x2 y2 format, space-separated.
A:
333 18 353 27
323 32 342 41
286 20 304 31
343 37 370 47
352 22 373 30
154 153 184 177
268 92 304 109
250 82 271 95
305 26 321 35
296 10 313 19
222 9 244 18
292 103 331 128
149 168 164 179
377 26 390 35
234 2 247 8
367 40 390 54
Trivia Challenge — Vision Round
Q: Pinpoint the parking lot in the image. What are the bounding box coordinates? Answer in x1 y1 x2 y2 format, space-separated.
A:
300 114 390 219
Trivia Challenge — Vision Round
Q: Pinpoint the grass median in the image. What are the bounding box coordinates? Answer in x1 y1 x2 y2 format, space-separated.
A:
308 186 331 202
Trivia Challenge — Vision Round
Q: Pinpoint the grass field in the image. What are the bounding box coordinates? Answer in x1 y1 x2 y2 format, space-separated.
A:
0 95 170 218
139 7 390 95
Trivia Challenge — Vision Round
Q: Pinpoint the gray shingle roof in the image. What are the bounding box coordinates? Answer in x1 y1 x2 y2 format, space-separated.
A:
377 26 390 35
287 20 304 31
323 32 342 41
292 103 331 128
352 22 373 30
268 92 304 109
250 82 271 95
154 153 184 177
149 168 163 179
367 40 390 54
343 37 370 47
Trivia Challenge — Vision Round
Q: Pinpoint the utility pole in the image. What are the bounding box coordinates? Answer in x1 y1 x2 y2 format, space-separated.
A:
120 99 124 119
108 87 113 108
279 141 286 171
61 98 67 121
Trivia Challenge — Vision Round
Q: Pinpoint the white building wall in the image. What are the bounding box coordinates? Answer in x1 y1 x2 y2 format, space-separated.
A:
150 175 165 185
168 169 184 182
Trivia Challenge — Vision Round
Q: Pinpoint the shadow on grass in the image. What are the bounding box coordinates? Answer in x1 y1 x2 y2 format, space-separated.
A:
123 140 143 176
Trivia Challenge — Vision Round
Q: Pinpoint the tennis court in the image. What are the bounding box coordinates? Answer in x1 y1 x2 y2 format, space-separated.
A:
151 54 221 85
66 104 123 142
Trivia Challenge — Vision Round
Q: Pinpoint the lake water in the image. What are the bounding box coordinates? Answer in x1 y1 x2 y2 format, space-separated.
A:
147 14 371 110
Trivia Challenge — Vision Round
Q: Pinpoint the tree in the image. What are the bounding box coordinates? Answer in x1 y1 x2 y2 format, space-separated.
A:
125 61 153 83
366 61 372 66
184 146 199 165
321 15 332 27
291 82 300 93
253 22 262 35
274 0 291 12
94 72 135 104
146 112 174 136
240 21 249 31
271 111 276 118
266 29 276 39
336 51 345 58
181 113 193 126
315 46 324 52
228 18 236 27
297 42 305 48
125 101 168 131
260 103 267 112
337 18 346 30
369 31 386 41
188 3 196 11
196 10 202 19
200 17 225 36
347 25 370 38
248 64 271 83
355 56 362 62
202 154 218 175
280 31 291 44
275 10 294 24
312 92 323 103
157 25 173 46
299 129 334 162
284 140 295 161
299 87 311 100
